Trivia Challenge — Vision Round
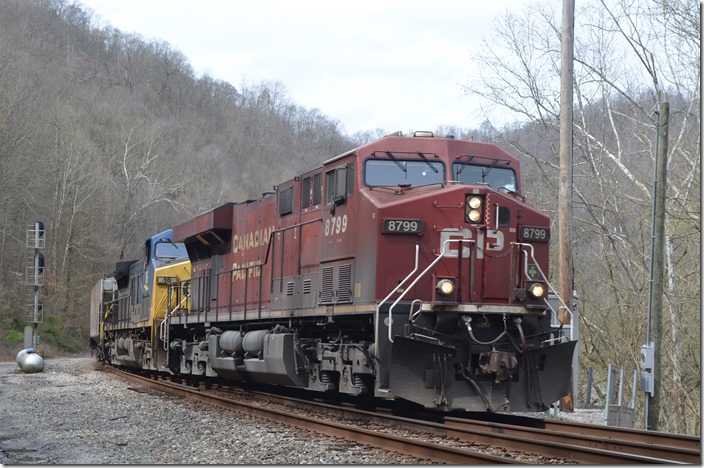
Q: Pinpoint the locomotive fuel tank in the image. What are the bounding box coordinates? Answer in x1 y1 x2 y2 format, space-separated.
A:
207 329 307 387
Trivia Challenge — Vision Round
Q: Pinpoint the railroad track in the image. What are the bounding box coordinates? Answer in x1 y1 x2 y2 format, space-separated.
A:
435 415 699 464
106 366 699 464
446 414 700 463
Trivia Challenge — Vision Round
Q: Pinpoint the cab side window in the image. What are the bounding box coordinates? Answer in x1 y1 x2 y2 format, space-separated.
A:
279 187 293 216
325 163 354 205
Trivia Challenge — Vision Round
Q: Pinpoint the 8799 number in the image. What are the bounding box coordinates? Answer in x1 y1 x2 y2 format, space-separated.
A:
519 226 550 242
382 219 423 234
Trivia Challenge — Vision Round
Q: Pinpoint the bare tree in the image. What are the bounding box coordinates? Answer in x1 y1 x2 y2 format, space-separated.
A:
464 0 699 434
108 124 189 259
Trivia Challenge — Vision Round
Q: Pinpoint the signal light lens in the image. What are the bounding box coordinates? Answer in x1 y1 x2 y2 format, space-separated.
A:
436 279 455 296
468 210 482 222
466 195 484 223
528 283 546 299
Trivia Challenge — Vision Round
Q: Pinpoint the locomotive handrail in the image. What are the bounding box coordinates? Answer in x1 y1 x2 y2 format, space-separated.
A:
511 242 574 342
375 244 419 347
152 289 173 345
221 264 264 321
409 299 423 321
99 304 114 344
264 217 323 265
386 238 473 343
159 294 190 350
433 201 464 209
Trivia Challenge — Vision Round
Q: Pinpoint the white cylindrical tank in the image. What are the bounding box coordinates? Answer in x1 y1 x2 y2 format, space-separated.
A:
17 348 45 373
16 347 36 366
16 348 30 365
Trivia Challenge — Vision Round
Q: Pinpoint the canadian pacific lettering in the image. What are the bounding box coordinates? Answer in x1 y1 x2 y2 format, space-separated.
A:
231 261 262 281
232 226 274 253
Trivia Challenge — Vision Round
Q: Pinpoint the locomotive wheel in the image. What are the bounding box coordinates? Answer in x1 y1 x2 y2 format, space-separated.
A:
392 397 424 415
323 390 341 405
354 390 376 410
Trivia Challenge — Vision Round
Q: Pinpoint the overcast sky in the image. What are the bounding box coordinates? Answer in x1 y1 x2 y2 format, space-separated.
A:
79 0 515 135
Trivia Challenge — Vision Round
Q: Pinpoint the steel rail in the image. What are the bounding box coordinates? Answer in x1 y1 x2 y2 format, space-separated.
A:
232 387 696 464
441 416 700 464
106 367 519 464
538 418 701 451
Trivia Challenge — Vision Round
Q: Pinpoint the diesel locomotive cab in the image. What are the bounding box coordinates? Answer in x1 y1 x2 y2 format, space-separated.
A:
91 229 191 371
361 133 576 412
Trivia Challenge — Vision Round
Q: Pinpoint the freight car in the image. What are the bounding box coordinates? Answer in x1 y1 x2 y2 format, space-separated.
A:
91 131 576 412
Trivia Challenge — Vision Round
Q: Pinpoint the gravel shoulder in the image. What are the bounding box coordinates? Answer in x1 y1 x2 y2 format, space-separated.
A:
0 357 427 464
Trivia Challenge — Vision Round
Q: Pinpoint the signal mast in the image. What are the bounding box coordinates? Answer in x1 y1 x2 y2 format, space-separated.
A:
24 221 45 349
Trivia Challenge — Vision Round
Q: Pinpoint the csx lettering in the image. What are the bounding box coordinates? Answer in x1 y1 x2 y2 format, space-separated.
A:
233 226 274 253
324 215 347 237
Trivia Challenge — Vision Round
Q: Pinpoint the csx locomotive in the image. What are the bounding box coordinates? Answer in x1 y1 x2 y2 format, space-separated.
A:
90 131 576 412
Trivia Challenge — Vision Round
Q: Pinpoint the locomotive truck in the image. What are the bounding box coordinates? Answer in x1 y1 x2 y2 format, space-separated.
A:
91 131 576 412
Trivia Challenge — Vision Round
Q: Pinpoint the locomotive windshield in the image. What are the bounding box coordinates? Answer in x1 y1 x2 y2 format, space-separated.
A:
365 159 445 187
155 241 188 260
453 163 517 192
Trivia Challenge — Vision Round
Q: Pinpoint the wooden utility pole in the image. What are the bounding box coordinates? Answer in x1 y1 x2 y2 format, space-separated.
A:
646 102 669 431
558 0 575 412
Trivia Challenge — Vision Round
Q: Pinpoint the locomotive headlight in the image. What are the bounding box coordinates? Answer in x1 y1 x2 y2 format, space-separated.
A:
466 195 484 223
436 279 455 296
528 283 546 299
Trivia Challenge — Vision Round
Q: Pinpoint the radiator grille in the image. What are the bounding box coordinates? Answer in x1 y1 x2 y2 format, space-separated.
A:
301 177 311 209
312 173 322 206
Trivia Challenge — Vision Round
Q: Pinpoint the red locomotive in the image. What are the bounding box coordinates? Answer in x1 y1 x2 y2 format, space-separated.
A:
160 131 575 412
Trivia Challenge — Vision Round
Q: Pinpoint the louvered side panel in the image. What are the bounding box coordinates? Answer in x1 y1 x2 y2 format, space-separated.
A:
336 264 352 303
320 267 334 304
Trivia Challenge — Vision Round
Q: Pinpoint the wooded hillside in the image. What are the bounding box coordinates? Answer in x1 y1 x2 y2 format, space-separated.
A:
0 0 698 435
0 0 356 353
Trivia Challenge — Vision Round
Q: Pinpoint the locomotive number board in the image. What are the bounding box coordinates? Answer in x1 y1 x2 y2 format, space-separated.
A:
518 226 550 242
382 219 423 234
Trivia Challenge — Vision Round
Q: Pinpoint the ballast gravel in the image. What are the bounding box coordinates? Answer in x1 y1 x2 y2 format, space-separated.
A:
0 357 428 464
